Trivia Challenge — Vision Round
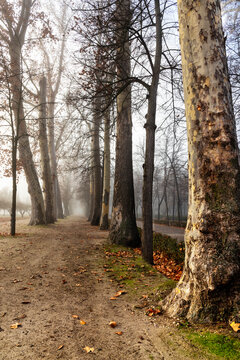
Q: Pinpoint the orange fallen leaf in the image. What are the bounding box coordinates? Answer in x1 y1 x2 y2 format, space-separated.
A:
146 308 161 317
57 345 64 350
110 297 117 300
115 290 127 297
80 320 86 325
230 322 240 332
109 321 117 328
72 315 79 319
83 346 94 353
115 331 123 335
10 322 22 329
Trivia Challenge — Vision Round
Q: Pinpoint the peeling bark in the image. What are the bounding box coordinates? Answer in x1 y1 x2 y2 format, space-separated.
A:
162 0 240 323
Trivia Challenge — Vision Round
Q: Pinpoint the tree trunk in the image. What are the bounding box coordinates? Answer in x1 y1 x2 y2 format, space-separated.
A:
11 137 17 236
90 99 102 226
142 0 162 263
88 169 94 222
109 0 140 247
9 40 45 226
162 0 240 323
56 176 64 218
48 101 64 219
39 77 55 224
100 107 111 230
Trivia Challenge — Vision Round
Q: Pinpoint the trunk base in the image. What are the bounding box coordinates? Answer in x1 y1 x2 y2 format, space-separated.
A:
161 273 240 323
109 216 140 248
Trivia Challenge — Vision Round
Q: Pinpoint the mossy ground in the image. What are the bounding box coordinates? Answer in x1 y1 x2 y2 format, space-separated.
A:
102 243 176 302
184 330 240 359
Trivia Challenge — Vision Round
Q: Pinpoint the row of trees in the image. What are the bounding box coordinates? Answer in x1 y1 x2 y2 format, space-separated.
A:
68 0 240 323
0 0 239 324
0 0 71 234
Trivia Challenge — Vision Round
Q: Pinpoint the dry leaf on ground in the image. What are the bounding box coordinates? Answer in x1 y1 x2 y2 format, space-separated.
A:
72 315 79 319
230 322 240 332
10 322 22 329
80 320 86 325
83 346 94 353
109 321 117 328
115 331 123 335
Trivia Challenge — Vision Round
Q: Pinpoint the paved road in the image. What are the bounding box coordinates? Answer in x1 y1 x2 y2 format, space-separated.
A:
137 221 185 242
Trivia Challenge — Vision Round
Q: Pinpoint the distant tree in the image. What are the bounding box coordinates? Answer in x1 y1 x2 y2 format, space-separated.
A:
0 0 46 226
39 76 55 223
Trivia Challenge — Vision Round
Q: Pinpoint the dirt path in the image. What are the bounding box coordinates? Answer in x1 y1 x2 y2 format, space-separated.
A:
0 217 212 360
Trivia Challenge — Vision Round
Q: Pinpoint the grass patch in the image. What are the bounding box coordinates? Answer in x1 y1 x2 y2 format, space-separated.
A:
103 243 175 300
186 331 240 360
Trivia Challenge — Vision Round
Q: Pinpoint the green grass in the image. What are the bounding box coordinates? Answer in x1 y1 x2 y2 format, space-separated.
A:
103 243 175 299
186 331 240 359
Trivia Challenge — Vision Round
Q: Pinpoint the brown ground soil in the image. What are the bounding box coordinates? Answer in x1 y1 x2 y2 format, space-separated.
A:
0 217 224 359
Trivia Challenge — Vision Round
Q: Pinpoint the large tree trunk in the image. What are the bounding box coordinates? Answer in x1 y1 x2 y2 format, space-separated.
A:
142 0 162 263
100 107 111 230
162 0 240 323
9 40 45 226
109 0 140 247
90 99 102 226
39 77 55 224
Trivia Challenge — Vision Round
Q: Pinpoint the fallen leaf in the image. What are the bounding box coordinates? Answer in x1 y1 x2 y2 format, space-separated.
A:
80 320 86 325
115 290 127 297
230 322 240 332
72 315 79 319
83 346 94 353
57 345 64 350
110 297 117 300
115 331 123 335
146 308 162 317
75 283 81 287
10 323 22 329
109 321 117 328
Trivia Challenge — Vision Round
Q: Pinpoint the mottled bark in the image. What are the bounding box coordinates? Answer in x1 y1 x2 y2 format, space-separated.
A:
142 0 162 264
100 107 111 230
39 77 55 224
90 99 102 226
109 0 140 247
162 0 240 323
